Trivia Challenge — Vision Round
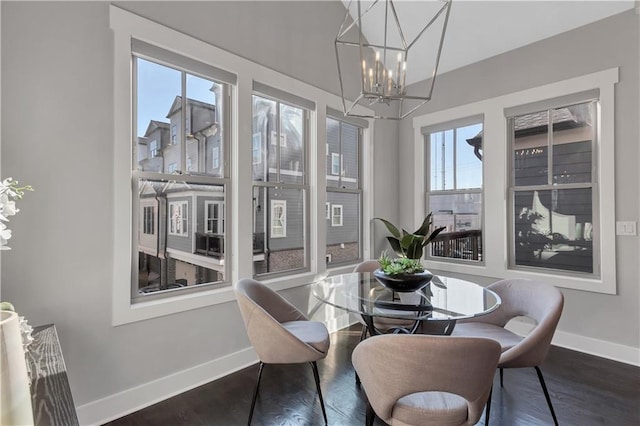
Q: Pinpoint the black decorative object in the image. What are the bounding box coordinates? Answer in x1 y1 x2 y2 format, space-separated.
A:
373 268 433 292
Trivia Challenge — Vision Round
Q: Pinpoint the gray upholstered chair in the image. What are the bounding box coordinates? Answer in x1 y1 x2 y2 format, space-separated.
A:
234 278 330 425
452 278 564 425
352 334 501 426
353 260 419 337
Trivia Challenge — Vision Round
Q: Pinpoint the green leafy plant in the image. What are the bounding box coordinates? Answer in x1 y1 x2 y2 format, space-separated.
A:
375 212 446 275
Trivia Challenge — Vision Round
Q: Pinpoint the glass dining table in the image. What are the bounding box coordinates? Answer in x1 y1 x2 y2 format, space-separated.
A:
311 271 501 336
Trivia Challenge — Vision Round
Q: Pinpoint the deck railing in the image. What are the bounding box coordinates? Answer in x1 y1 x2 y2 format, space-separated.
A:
430 229 482 261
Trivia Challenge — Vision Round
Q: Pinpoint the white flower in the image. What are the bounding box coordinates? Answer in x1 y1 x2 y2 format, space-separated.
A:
0 177 32 250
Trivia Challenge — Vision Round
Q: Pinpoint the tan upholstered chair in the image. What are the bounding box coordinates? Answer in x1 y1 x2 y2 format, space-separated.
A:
452 278 564 425
352 334 501 426
234 278 330 425
353 260 418 337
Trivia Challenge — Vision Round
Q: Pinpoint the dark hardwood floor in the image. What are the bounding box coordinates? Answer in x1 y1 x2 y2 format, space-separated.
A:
106 325 640 425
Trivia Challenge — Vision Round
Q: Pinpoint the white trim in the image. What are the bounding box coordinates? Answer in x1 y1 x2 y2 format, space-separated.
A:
270 199 287 238
506 319 640 367
168 201 188 236
331 204 343 227
331 152 341 175
413 68 619 294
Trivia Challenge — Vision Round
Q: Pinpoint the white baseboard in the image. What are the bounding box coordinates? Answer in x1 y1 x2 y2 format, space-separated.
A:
76 346 259 426
77 315 638 425
506 320 640 367
76 312 354 426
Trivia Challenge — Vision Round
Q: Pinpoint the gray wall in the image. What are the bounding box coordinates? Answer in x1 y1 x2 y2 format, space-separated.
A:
398 9 640 348
0 0 399 414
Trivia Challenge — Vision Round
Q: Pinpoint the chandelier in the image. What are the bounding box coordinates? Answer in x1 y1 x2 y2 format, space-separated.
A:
335 0 452 120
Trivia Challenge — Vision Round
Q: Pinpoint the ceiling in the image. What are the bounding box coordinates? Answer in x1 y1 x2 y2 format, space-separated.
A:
342 0 636 84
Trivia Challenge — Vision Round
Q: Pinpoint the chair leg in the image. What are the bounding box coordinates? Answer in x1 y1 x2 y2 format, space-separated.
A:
500 367 504 387
311 362 328 425
365 399 375 426
534 366 559 426
360 324 368 341
248 362 265 426
485 385 493 426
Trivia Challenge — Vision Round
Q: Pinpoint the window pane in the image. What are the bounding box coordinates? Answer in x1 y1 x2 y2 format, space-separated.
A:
137 179 226 296
513 188 593 273
326 192 360 265
455 123 483 190
429 130 454 191
552 102 593 184
428 193 482 261
279 103 305 184
253 186 306 275
135 58 181 173
513 110 549 186
186 74 223 177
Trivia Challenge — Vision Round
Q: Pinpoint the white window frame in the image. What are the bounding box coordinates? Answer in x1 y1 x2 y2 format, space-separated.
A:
171 124 177 144
205 200 224 234
111 6 374 325
326 202 331 219
271 200 287 238
412 68 618 294
252 133 262 165
168 162 178 173
331 204 343 227
168 201 188 236
270 130 287 147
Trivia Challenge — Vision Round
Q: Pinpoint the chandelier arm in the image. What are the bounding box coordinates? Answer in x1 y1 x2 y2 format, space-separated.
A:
337 0 380 40
388 0 408 50
407 0 451 50
425 0 452 97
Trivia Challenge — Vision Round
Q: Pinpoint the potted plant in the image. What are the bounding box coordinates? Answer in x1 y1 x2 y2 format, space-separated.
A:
373 213 446 292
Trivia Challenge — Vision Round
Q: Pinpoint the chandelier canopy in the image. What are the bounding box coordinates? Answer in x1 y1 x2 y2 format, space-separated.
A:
335 0 452 120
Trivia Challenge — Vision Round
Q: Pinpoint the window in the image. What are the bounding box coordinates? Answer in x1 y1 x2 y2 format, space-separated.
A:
331 205 343 226
331 153 341 175
142 206 155 234
212 146 220 169
508 99 597 275
326 202 331 220
168 201 188 236
270 200 287 238
425 118 483 262
205 201 224 234
252 134 262 165
149 140 158 158
132 43 231 298
252 89 311 276
326 115 363 266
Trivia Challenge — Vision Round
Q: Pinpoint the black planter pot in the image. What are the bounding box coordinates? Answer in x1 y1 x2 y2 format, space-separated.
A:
373 268 433 292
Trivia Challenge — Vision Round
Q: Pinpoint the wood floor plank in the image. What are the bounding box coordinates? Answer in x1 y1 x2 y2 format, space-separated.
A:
105 326 640 425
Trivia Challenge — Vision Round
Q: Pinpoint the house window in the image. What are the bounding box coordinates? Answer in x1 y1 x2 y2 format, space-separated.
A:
508 99 597 274
149 140 158 158
168 201 188 236
270 200 286 238
132 44 232 298
205 201 224 234
424 118 484 262
252 133 262 165
331 205 343 227
252 90 310 276
143 206 155 235
326 116 363 265
212 146 220 169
